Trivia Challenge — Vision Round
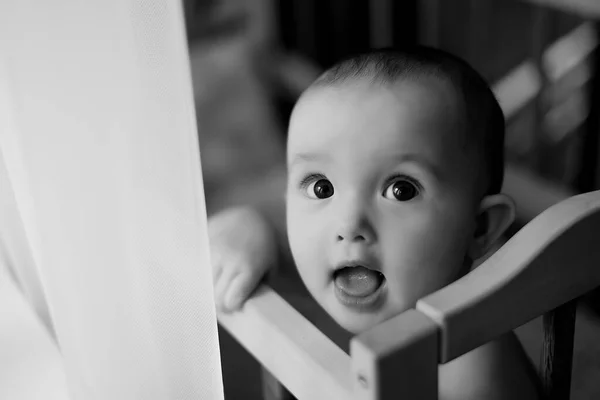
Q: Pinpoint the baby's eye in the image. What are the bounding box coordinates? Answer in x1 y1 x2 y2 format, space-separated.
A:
301 175 334 199
309 179 334 199
383 177 420 201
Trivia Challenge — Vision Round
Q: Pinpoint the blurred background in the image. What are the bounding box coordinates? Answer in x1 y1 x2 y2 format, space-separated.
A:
181 0 600 398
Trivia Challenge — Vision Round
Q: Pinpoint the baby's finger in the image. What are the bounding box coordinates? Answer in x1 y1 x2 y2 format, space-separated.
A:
209 245 235 283
213 264 243 312
223 271 263 311
213 272 233 312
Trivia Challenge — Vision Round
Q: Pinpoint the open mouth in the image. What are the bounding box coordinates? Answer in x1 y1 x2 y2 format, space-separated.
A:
332 265 386 310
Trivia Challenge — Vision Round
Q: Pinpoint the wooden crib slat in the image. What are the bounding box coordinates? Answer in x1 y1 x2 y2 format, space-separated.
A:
369 0 393 49
217 285 353 400
540 299 578 400
417 0 441 48
262 367 296 400
350 309 439 400
416 190 600 363
530 5 551 172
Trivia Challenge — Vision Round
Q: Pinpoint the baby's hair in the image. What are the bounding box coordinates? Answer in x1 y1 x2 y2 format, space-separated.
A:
309 46 505 196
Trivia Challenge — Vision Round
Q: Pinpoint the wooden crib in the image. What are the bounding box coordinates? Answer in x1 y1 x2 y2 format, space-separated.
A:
217 186 600 400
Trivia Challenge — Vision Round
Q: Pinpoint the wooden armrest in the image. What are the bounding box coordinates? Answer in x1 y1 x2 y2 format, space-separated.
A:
217 285 353 400
416 190 600 363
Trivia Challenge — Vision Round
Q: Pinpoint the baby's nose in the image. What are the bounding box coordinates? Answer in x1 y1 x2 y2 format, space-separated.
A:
337 231 367 242
333 195 375 243
335 213 374 243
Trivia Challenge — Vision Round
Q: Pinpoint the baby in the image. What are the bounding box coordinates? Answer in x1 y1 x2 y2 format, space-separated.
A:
209 46 540 399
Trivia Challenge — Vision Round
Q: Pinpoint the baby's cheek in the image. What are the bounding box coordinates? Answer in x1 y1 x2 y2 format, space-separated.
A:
287 218 322 270
382 223 468 298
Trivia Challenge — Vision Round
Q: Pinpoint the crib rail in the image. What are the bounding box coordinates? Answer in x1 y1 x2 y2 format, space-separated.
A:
217 286 354 400
417 189 600 363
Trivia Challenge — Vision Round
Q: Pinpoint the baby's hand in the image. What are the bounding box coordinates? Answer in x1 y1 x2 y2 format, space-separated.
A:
208 206 278 313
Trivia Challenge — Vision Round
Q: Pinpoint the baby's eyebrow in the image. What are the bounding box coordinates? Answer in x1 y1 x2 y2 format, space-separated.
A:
288 152 330 167
388 153 443 181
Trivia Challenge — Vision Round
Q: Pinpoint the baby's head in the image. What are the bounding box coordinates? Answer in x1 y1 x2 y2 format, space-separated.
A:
285 46 515 334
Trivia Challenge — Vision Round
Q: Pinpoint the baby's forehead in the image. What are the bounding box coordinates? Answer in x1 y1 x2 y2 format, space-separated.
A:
295 77 463 124
287 78 467 154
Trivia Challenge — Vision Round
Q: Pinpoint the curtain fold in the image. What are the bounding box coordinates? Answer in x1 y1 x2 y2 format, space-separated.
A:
0 258 69 400
0 1 224 399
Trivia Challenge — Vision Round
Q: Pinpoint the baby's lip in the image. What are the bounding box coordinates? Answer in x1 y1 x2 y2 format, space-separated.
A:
333 259 382 274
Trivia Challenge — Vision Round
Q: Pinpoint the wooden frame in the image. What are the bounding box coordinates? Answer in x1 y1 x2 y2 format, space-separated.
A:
217 189 600 399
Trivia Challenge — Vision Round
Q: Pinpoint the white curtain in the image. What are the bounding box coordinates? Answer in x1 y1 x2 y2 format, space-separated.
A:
0 1 224 399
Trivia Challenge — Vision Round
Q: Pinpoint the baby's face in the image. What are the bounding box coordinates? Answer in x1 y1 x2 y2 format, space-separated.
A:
286 78 482 334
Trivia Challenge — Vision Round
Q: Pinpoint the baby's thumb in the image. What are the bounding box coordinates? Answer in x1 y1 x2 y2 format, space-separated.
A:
223 271 264 311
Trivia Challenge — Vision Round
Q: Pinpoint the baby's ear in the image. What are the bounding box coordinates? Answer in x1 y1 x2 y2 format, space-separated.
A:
468 193 516 261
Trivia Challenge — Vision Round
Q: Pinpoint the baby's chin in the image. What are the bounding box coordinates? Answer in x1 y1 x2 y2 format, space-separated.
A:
322 299 401 335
